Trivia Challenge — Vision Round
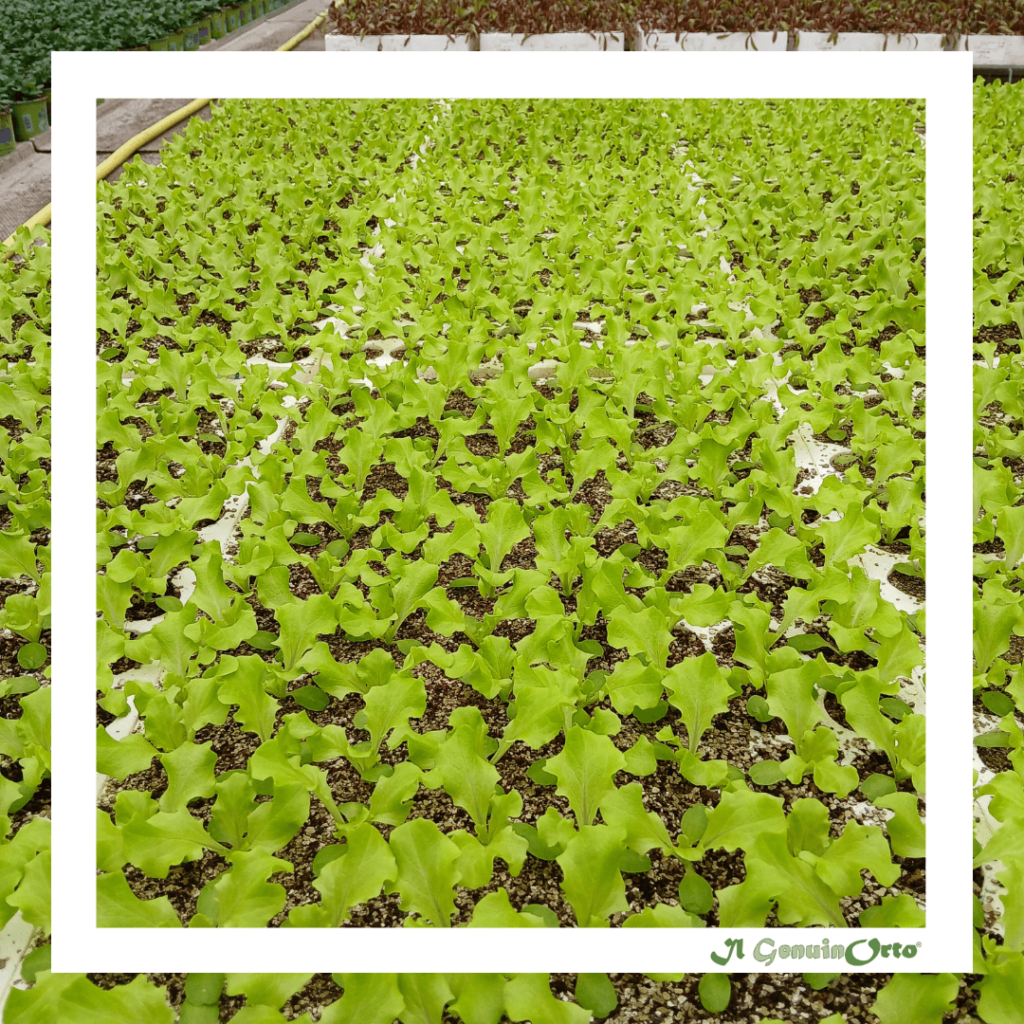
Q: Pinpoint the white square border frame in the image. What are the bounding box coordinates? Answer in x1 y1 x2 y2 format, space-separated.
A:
53 51 972 973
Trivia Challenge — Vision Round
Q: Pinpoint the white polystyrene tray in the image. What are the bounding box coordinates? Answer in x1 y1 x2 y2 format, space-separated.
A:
320 27 1020 60
479 32 624 51
795 31 964 51
968 35 1024 65
0 914 39 1006
635 29 786 51
324 33 473 50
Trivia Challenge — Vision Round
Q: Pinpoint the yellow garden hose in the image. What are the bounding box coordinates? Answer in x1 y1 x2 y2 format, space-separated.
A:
1 6 328 247
279 6 329 50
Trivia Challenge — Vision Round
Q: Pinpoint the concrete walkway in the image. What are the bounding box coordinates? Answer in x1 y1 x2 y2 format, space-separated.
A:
0 0 328 240
0 132 51 242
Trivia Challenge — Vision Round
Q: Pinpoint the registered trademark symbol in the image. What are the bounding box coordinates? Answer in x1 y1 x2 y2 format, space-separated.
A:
916 942 922 948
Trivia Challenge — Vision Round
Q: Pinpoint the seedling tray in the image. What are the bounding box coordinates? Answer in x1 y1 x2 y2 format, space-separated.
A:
0 230 52 990
972 77 1024 987
478 32 624 50
968 34 1024 65
95 97 927 931
794 31 965 50
3 971 968 1020
633 29 785 50
324 33 474 50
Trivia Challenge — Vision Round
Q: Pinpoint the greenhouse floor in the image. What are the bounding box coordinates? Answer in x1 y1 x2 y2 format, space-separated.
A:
0 133 50 242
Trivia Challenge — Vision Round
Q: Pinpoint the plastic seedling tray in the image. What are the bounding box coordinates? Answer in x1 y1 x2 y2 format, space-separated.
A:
479 32 624 50
968 35 1024 65
325 33 474 50
635 29 785 51
795 31 964 51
